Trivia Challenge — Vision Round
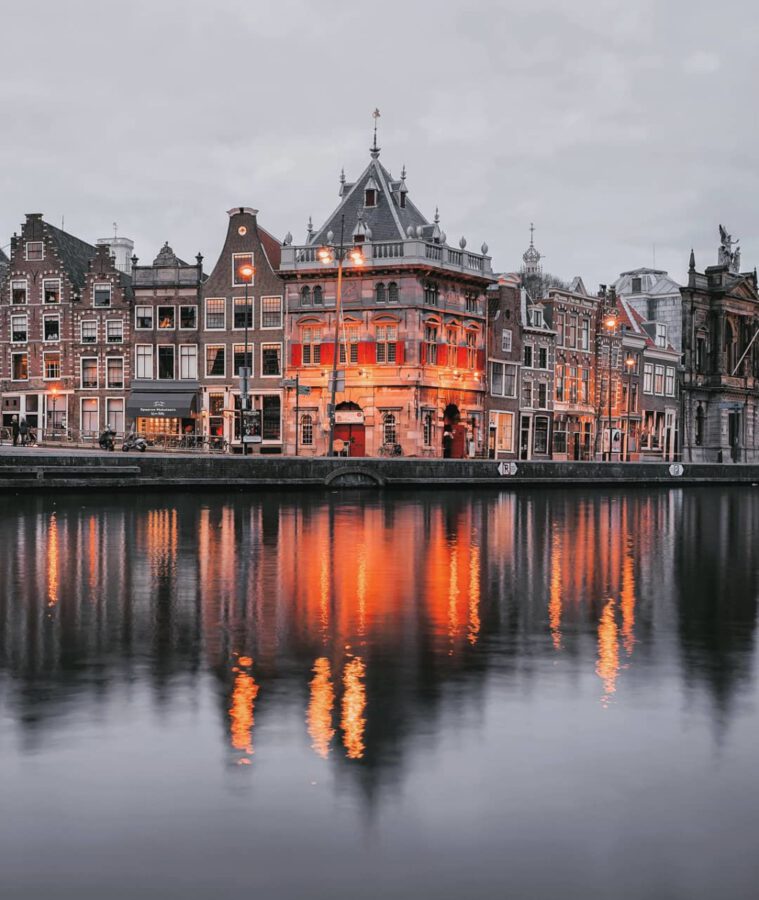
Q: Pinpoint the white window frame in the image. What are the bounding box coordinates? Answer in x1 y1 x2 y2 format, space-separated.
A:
11 352 29 381
135 344 154 379
106 356 125 389
43 350 61 380
106 398 125 435
135 305 154 330
10 314 28 343
232 252 255 287
156 344 175 380
80 319 98 344
643 362 653 394
80 397 99 436
43 314 60 342
260 342 283 378
93 283 112 308
501 329 512 353
656 323 667 348
157 306 176 330
106 319 123 344
205 344 226 378
260 295 283 330
654 364 665 395
43 278 61 304
11 278 28 304
233 344 254 378
205 298 226 330
179 305 198 330
232 296 254 331
179 344 198 380
25 241 44 261
665 366 676 397
80 356 99 389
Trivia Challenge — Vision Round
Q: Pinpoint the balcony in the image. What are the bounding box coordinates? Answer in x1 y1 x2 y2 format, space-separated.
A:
280 239 493 277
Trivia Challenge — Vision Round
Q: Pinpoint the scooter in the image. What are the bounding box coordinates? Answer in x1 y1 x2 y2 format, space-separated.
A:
122 431 147 453
99 427 116 451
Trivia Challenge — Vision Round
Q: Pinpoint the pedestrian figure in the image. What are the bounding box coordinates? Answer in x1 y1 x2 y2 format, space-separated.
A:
19 417 28 447
11 415 19 447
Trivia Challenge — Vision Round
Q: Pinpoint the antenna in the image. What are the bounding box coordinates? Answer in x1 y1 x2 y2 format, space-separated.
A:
113 221 118 239
653 243 656 268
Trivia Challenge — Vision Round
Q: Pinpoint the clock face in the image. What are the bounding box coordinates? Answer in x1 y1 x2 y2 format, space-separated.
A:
238 226 247 236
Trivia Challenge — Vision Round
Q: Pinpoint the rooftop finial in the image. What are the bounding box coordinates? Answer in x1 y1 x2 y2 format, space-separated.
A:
522 222 542 276
113 221 118 239
401 164 406 181
306 216 313 240
434 206 440 225
371 108 381 158
529 222 535 247
340 167 345 185
689 248 696 272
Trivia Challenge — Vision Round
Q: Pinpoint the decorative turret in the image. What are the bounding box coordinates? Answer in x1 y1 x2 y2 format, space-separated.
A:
521 223 542 276
153 242 181 267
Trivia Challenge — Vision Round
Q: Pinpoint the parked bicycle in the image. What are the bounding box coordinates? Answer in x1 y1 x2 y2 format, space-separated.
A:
378 442 403 457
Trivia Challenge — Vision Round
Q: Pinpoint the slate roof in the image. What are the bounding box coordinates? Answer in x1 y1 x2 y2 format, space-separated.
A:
0 246 8 281
309 153 430 246
45 222 98 290
617 295 677 354
615 267 681 297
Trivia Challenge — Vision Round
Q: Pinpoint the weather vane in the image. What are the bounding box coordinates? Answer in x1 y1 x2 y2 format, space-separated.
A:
371 108 381 155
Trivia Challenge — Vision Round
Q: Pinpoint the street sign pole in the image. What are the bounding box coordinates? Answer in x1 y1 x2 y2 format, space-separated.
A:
295 374 299 457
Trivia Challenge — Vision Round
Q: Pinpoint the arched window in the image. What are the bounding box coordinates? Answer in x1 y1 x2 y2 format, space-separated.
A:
313 285 323 306
383 413 397 445
388 281 399 303
424 282 439 306
375 282 386 303
301 285 311 306
423 411 433 447
301 413 314 446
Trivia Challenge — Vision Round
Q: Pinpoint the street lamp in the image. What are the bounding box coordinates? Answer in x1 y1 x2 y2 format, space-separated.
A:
238 262 255 456
319 215 364 456
604 313 617 461
624 355 635 462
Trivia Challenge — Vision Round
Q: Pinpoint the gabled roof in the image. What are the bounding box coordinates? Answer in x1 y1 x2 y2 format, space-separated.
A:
309 154 429 245
45 222 98 290
618 295 677 353
615 267 681 297
0 246 8 280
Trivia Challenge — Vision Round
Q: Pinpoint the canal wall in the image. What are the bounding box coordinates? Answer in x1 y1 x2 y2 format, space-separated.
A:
1 452 759 491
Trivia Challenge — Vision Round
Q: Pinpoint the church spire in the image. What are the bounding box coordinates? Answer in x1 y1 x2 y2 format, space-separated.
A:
521 222 542 276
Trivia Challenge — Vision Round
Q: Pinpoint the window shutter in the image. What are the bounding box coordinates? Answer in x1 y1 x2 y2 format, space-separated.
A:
320 342 335 365
457 346 468 368
358 341 376 364
476 349 485 370
291 343 302 367
395 341 405 364
438 344 448 367
420 341 426 365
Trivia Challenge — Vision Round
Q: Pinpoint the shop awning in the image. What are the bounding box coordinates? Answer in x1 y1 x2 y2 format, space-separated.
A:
126 382 198 418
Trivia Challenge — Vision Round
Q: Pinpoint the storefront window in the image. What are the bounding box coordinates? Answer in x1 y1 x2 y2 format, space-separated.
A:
262 395 281 441
534 416 549 454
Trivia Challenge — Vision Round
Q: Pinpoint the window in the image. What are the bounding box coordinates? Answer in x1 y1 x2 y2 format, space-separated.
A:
556 363 564 402
11 315 27 342
534 416 549 454
232 253 254 286
44 316 60 342
158 307 175 329
424 282 439 306
302 327 322 365
494 412 514 452
81 320 97 343
301 286 312 306
11 280 27 304
631 277 642 294
43 279 60 304
261 296 282 329
537 346 548 369
656 323 667 348
313 286 324 306
491 361 503 395
382 413 397 444
106 320 123 343
106 399 124 435
180 306 197 329
424 324 438 364
136 306 153 329
94 284 111 307
665 366 675 397
466 330 477 368
12 353 28 380
157 346 174 380
25 241 43 261
522 379 533 409
423 411 434 447
377 324 398 363
81 398 99 434
262 395 281 441
301 413 314 446
643 362 653 394
581 368 590 403
206 346 225 377
205 298 225 329
502 329 513 353
524 344 533 368
466 292 479 313
388 282 399 303
566 315 577 348
107 357 124 388
44 352 61 380
233 344 253 376
376 282 386 303
695 406 705 446
537 383 548 408
261 343 282 376
81 357 98 388
339 327 359 364
580 317 590 351
555 312 565 347
696 336 706 372
654 364 664 395
180 345 198 380
233 297 253 329
490 362 517 397
365 188 377 207
136 345 154 379
569 366 578 403
531 308 543 327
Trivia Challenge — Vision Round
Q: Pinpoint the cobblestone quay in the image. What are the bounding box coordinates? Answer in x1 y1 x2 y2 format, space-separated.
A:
1 451 759 490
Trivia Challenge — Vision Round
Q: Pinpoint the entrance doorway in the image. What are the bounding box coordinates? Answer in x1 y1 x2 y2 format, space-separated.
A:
519 414 532 460
728 410 741 462
334 423 365 456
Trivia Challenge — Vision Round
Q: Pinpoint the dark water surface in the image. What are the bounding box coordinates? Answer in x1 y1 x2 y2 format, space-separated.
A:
1 488 758 899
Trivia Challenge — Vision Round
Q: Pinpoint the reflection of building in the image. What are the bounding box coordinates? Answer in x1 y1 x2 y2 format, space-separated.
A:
1 213 133 437
681 233 759 462
280 130 494 457
200 208 285 452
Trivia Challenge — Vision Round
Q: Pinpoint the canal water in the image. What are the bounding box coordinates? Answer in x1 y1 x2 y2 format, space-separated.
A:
0 489 757 899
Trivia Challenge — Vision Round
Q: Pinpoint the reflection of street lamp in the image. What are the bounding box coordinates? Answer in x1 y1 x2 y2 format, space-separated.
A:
604 314 617 461
238 263 255 456
319 215 364 456
624 355 635 461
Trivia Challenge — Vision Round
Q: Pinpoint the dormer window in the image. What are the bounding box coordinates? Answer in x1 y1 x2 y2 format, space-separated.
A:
656 322 667 348
365 188 377 207
399 192 407 209
530 308 543 327
631 277 642 293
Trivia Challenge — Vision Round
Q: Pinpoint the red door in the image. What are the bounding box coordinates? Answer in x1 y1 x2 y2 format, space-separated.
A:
334 424 366 457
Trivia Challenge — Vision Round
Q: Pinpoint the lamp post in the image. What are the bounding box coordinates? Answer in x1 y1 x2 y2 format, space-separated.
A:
604 313 617 461
318 215 364 456
238 263 255 456
624 355 635 461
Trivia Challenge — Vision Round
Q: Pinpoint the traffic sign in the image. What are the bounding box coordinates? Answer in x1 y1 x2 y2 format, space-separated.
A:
297 385 311 395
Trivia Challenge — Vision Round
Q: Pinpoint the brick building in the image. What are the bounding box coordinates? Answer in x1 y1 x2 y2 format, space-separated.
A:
518 290 555 460
280 138 493 457
485 275 522 458
199 208 284 452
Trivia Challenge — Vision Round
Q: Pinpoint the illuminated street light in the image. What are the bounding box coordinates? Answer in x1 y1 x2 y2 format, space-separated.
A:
238 263 255 456
625 355 635 462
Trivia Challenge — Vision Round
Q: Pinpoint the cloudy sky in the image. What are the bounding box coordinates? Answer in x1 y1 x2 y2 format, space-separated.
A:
1 0 756 288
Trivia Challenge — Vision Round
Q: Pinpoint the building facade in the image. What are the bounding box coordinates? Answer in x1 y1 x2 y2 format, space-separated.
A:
615 267 683 351
518 293 555 460
280 141 493 457
681 232 759 462
485 275 522 459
